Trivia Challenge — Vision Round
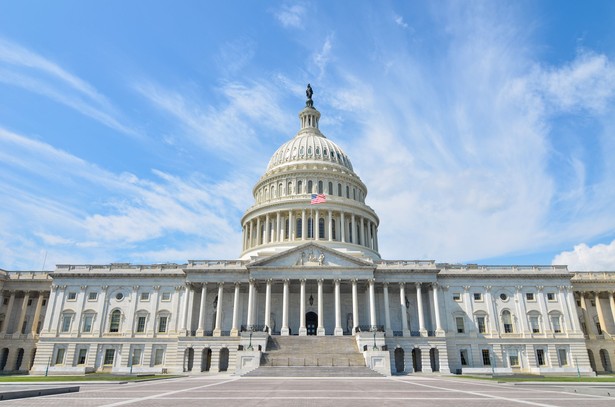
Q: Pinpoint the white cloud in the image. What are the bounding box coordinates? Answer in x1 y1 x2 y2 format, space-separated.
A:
552 240 615 271
273 4 306 29
394 14 408 29
313 35 333 79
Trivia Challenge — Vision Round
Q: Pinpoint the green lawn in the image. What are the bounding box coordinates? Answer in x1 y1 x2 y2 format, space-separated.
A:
0 374 180 382
459 375 615 382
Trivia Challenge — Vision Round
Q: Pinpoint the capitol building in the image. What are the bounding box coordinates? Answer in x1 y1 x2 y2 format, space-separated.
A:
1 87 614 376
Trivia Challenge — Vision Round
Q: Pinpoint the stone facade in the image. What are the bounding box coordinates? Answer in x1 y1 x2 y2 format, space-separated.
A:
1 92 614 376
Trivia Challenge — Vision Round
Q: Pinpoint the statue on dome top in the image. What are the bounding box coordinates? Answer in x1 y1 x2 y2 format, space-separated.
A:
306 83 314 107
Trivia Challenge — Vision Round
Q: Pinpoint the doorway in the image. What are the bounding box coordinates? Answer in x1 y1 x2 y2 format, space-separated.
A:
306 312 318 335
394 348 405 373
201 348 212 372
184 348 194 372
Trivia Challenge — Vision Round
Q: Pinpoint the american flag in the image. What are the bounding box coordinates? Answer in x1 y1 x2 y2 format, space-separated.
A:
310 193 326 204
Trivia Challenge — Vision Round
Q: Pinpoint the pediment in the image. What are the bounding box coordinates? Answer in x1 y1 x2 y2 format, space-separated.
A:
248 243 374 269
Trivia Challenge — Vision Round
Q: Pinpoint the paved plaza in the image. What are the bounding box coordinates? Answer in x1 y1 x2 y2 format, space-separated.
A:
1 376 614 407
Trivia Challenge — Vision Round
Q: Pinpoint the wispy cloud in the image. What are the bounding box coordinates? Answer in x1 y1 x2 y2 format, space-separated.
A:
0 38 137 137
394 14 408 29
273 4 306 29
313 35 334 80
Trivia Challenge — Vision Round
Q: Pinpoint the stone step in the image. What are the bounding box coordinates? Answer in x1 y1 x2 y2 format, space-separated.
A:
261 335 365 368
243 366 384 377
262 354 365 367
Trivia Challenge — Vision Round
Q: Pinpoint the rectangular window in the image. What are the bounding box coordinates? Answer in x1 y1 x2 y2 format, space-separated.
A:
140 292 150 301
82 315 93 333
456 317 465 333
477 316 486 334
453 293 461 302
104 348 115 365
131 348 142 366
67 292 77 301
509 353 520 367
154 348 165 365
158 316 168 333
161 292 171 302
590 300 596 307
460 349 469 366
136 316 147 333
526 293 535 301
27 299 32 306
42 299 47 306
482 349 491 366
551 316 562 333
77 348 87 365
61 315 72 332
536 349 546 366
547 293 556 301
54 348 65 365
88 292 98 301
558 349 568 366
529 316 540 333
473 293 482 301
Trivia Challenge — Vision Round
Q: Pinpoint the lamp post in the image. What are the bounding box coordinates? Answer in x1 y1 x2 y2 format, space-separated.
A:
248 329 254 351
45 356 50 377
372 330 377 351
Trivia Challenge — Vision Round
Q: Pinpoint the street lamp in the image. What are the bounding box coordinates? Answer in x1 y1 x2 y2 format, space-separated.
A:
247 329 254 351
372 330 377 351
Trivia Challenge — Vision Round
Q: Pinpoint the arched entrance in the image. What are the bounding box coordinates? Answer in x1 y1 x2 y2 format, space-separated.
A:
588 349 597 372
394 348 405 373
306 312 317 335
412 348 422 372
219 348 229 372
0 348 9 371
430 348 439 372
201 348 212 372
183 348 194 372
599 349 612 372
15 348 24 371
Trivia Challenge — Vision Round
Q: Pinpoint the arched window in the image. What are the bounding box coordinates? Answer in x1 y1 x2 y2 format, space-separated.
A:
353 188 356 200
308 180 313 193
287 182 292 196
319 218 325 239
279 183 283 196
328 182 333 195
346 185 350 198
296 218 302 238
285 219 289 239
332 220 336 240
502 310 513 333
109 310 121 333
307 146 312 156
338 183 342 196
307 217 313 238
297 181 303 194
318 181 323 194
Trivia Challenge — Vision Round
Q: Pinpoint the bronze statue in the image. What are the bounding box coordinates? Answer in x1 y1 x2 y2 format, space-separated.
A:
306 83 314 107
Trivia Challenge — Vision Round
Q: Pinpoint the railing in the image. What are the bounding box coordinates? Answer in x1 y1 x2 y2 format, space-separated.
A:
240 325 267 332
356 325 384 332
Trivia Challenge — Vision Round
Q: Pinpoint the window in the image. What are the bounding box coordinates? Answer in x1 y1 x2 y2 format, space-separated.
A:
460 349 469 366
337 183 342 196
536 349 546 366
529 315 541 333
500 293 508 301
482 349 491 366
115 292 124 301
526 293 535 301
158 316 168 333
131 348 142 366
54 348 66 365
557 348 568 366
594 316 602 335
109 310 121 332
590 300 596 307
547 293 556 301
477 316 486 334
318 180 323 194
104 348 115 365
318 218 325 239
61 314 72 332
77 348 87 365
452 293 461 302
42 299 47 306
136 316 147 333
140 292 150 301
456 317 465 333
473 293 482 301
296 218 302 238
328 182 333 195
88 292 98 301
161 292 171 302
82 314 94 333
346 185 350 198
551 315 562 333
502 310 513 333
27 299 32 306
509 351 519 367
154 348 165 365
297 180 302 194
308 180 313 193
67 292 77 301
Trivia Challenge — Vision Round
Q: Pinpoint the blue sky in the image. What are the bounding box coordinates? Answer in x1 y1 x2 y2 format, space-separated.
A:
1 1 615 271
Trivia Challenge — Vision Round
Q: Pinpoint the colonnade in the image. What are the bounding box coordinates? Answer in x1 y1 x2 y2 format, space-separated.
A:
189 280 441 337
0 290 47 337
576 290 615 336
242 209 379 252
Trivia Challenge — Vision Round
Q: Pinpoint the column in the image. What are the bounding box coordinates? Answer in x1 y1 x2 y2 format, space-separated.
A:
579 292 595 335
484 286 497 334
265 214 270 244
610 292 615 334
374 227 379 252
246 280 255 329
301 209 307 240
463 286 473 333
351 214 356 244
264 279 272 333
537 286 551 333
334 279 343 335
299 279 307 335
248 220 253 248
315 209 320 240
369 279 377 330
317 279 325 335
594 292 607 335
45 287 58 333
276 212 281 243
515 286 528 335
149 286 160 335
400 283 410 336
340 212 346 242
127 286 139 336
281 279 290 336
416 283 426 335
328 210 333 241
432 283 443 334
361 217 366 246
180 284 192 335
383 283 392 336
15 291 30 336
564 287 579 332
367 221 373 249
230 283 240 336
30 292 45 336
213 283 224 337
352 279 359 334
256 217 261 246
196 283 207 336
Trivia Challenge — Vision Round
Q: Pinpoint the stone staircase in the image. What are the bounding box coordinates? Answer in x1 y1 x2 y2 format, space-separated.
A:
243 335 383 377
